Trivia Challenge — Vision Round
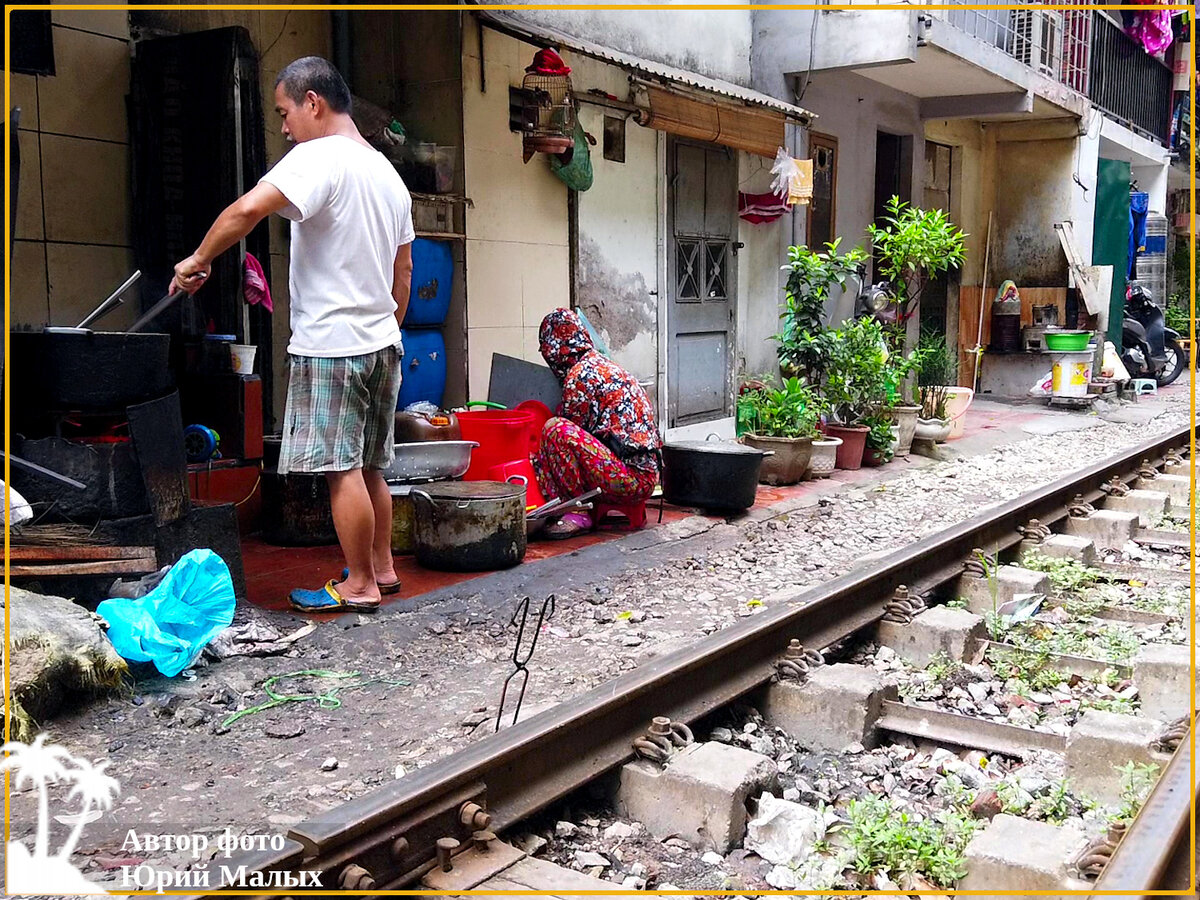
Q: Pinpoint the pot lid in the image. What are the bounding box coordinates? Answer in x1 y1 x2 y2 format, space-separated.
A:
423 480 526 500
665 440 763 456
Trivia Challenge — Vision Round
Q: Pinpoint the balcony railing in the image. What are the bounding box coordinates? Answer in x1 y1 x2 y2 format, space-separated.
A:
932 2 1091 94
1088 12 1173 145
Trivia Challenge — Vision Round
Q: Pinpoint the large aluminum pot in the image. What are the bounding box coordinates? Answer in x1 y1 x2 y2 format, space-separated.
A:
661 438 770 511
410 481 527 571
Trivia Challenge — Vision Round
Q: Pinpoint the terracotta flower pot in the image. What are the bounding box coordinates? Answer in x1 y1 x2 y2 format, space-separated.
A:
887 405 921 458
806 437 842 479
825 424 869 470
741 434 814 486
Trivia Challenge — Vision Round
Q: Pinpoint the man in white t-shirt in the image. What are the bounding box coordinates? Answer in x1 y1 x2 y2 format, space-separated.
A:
172 57 414 613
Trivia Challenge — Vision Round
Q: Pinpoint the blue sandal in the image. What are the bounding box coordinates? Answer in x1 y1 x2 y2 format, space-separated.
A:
289 580 380 613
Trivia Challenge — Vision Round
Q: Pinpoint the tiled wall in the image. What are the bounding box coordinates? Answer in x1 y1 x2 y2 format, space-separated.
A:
461 25 571 400
10 10 137 330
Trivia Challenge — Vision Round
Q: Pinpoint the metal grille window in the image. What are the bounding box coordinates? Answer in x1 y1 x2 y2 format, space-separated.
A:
676 240 702 300
705 242 728 299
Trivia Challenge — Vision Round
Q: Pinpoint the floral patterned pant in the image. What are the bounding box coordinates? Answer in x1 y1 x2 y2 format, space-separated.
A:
532 419 658 506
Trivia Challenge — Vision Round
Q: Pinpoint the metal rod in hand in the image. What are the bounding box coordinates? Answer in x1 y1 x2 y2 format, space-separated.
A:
128 289 188 333
77 270 141 329
496 594 555 732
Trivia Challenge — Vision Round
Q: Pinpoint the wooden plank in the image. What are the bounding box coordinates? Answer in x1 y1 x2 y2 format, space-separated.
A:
958 285 1068 387
8 545 156 562
11 559 159 576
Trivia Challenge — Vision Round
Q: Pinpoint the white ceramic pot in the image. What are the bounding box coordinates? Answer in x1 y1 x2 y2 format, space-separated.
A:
914 417 952 443
807 436 843 479
888 405 921 458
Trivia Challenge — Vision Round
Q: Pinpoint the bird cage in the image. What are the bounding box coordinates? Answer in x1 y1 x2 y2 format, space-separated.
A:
521 49 575 157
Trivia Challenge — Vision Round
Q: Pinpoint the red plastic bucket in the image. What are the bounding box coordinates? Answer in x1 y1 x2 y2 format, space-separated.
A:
458 408 536 480
487 459 546 508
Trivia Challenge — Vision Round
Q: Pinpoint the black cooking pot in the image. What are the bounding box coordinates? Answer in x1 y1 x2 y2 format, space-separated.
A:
410 481 527 571
661 439 771 511
10 330 173 411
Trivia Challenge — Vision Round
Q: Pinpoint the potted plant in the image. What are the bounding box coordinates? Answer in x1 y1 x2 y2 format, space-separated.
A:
738 376 821 485
775 239 869 382
819 317 890 470
881 345 927 458
862 414 897 467
865 196 967 345
915 332 957 443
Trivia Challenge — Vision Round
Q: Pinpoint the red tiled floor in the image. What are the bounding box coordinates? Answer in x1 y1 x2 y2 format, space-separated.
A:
245 389 1171 613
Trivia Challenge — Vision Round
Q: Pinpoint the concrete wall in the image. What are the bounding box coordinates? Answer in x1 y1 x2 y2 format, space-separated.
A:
752 6 917 83
491 6 753 87
461 24 570 400
10 11 136 331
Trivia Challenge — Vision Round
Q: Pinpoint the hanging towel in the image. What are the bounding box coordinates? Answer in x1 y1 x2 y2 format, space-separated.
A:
739 191 790 224
1129 191 1149 278
243 252 273 313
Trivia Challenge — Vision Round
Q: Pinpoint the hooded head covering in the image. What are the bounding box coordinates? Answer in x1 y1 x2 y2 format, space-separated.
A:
539 308 595 380
537 308 661 473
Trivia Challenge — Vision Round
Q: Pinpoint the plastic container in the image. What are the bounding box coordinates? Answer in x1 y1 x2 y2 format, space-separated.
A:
1050 351 1093 398
1043 330 1091 351
457 406 536 481
944 386 974 440
397 328 447 409
404 239 454 327
487 458 547 508
229 343 256 374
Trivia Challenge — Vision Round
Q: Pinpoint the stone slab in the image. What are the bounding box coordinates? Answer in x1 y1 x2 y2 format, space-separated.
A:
1021 533 1097 565
1137 473 1189 506
1133 643 1194 722
959 814 1087 899
877 605 987 667
467 856 622 899
1065 709 1169 805
1063 510 1139 550
959 565 1051 615
761 663 897 752
1104 489 1170 527
615 740 777 852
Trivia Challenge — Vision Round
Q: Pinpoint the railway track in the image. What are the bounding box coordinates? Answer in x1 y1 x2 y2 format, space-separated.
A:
193 423 1195 897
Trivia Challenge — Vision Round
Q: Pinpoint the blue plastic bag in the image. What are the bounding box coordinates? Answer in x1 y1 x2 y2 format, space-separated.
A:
97 549 236 677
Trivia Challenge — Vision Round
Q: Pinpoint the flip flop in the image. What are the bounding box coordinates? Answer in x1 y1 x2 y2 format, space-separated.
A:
340 568 403 595
289 580 380 613
544 512 593 540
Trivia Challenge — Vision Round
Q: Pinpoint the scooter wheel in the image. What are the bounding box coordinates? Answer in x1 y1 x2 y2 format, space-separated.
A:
1157 337 1187 387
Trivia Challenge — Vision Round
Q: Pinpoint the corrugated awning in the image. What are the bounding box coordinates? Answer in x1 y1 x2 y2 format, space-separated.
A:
476 9 815 127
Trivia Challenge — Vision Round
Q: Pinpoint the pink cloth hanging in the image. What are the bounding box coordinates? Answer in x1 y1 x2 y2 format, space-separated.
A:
738 191 790 224
243 252 273 313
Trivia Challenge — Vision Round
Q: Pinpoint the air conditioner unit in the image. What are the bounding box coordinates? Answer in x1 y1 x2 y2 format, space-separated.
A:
1011 9 1063 78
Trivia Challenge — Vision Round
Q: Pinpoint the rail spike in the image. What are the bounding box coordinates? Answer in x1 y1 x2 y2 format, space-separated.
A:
1099 476 1130 497
1017 518 1053 543
632 716 694 765
1136 458 1159 480
1151 716 1189 753
774 639 824 683
1067 494 1096 518
880 585 926 625
1070 822 1127 880
962 548 994 578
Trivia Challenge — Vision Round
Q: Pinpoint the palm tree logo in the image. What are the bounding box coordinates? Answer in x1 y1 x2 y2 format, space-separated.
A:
2 734 118 893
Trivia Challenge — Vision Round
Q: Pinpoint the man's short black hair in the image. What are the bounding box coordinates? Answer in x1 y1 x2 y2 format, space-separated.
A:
275 56 352 114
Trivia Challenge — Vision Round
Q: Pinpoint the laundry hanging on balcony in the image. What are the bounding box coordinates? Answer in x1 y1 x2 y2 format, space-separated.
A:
1121 5 1174 56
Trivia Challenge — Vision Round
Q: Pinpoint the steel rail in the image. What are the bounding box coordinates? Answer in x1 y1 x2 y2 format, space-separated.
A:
1093 737 1197 897
196 422 1191 895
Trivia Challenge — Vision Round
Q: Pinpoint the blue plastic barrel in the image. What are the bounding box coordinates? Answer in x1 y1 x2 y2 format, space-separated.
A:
397 328 447 409
403 238 454 327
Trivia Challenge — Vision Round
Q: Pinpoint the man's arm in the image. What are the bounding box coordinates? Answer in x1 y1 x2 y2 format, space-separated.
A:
172 183 291 294
392 242 414 328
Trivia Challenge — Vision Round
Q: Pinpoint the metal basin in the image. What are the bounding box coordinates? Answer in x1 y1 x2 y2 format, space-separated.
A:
382 440 478 483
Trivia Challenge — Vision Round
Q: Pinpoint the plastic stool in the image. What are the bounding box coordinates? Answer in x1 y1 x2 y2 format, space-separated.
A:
595 500 647 531
1132 378 1158 396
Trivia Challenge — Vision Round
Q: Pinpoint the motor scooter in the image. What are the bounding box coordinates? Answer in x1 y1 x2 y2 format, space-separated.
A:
1121 282 1186 387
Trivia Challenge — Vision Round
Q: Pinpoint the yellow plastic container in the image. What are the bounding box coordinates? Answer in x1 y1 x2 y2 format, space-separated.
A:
1050 351 1093 398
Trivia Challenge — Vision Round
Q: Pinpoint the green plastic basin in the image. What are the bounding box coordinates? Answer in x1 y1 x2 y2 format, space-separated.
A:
1044 330 1091 351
